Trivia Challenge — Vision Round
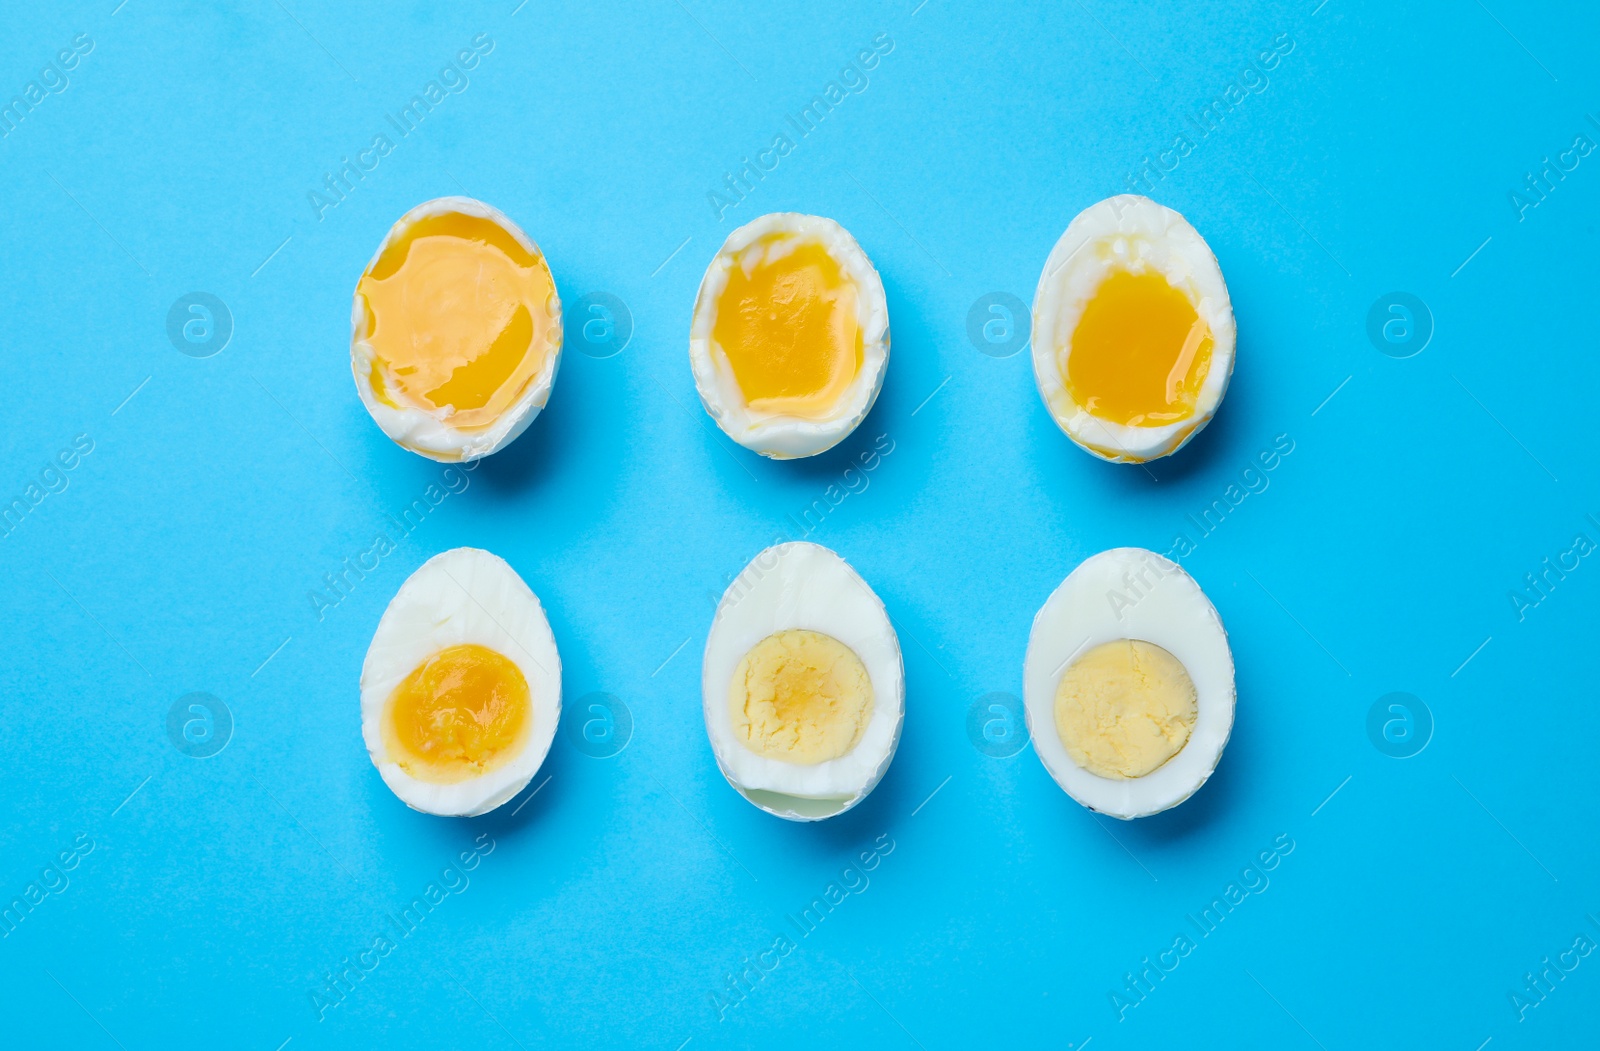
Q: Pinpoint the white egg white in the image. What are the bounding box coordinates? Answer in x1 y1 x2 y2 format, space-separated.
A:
361 547 561 817
1023 547 1234 819
690 213 889 459
351 196 564 463
703 542 904 821
1032 195 1235 463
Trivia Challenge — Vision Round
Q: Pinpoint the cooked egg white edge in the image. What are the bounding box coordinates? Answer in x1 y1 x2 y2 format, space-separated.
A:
1023 548 1234 819
1031 195 1236 463
351 196 564 463
690 213 889 459
360 547 562 817
702 542 904 821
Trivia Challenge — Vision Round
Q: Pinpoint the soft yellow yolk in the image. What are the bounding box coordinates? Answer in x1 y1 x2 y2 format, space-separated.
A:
1065 269 1213 426
729 629 873 764
1055 639 1196 779
357 211 557 430
385 643 530 783
712 237 862 418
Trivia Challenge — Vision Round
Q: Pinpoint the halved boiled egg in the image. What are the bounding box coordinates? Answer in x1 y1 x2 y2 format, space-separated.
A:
1032 195 1235 463
1024 548 1234 819
351 197 563 462
703 542 903 820
360 547 560 816
690 213 889 459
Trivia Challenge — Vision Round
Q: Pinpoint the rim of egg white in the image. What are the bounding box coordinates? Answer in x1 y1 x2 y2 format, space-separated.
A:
360 548 562 817
690 213 889 459
1023 548 1235 820
350 196 564 463
1031 195 1236 463
702 542 905 821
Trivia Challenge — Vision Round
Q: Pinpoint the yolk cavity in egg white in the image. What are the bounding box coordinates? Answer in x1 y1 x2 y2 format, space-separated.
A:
1066 269 1212 427
713 238 862 419
729 629 873 764
1055 639 1196 780
358 211 556 429
384 643 531 783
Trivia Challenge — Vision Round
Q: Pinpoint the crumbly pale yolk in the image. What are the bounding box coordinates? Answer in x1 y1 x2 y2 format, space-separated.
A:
358 211 556 430
712 237 862 417
729 629 872 764
1055 639 1196 780
1065 269 1213 427
385 643 530 783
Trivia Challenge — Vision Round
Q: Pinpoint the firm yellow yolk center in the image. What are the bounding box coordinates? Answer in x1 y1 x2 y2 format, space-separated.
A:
1065 269 1213 426
385 643 530 783
729 629 873 764
1055 639 1196 780
358 211 557 431
712 238 862 417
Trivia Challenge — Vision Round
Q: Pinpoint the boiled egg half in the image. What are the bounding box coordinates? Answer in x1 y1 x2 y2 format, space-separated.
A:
703 542 903 820
1024 548 1234 819
361 547 561 817
352 197 563 462
690 214 889 459
1032 195 1235 463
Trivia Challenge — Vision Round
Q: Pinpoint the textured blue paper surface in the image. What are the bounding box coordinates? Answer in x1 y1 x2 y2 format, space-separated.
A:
2 1 1598 1048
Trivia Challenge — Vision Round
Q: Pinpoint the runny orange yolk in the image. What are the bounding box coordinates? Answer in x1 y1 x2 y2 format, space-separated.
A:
357 211 557 431
712 237 862 417
385 644 530 783
1065 269 1213 427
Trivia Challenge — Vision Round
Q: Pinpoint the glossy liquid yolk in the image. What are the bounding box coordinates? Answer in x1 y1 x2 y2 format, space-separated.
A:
386 643 530 783
1065 269 1213 426
729 629 873 765
712 239 862 417
358 212 556 431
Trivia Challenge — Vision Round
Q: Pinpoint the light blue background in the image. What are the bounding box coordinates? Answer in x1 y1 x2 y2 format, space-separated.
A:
2 1 1597 1048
